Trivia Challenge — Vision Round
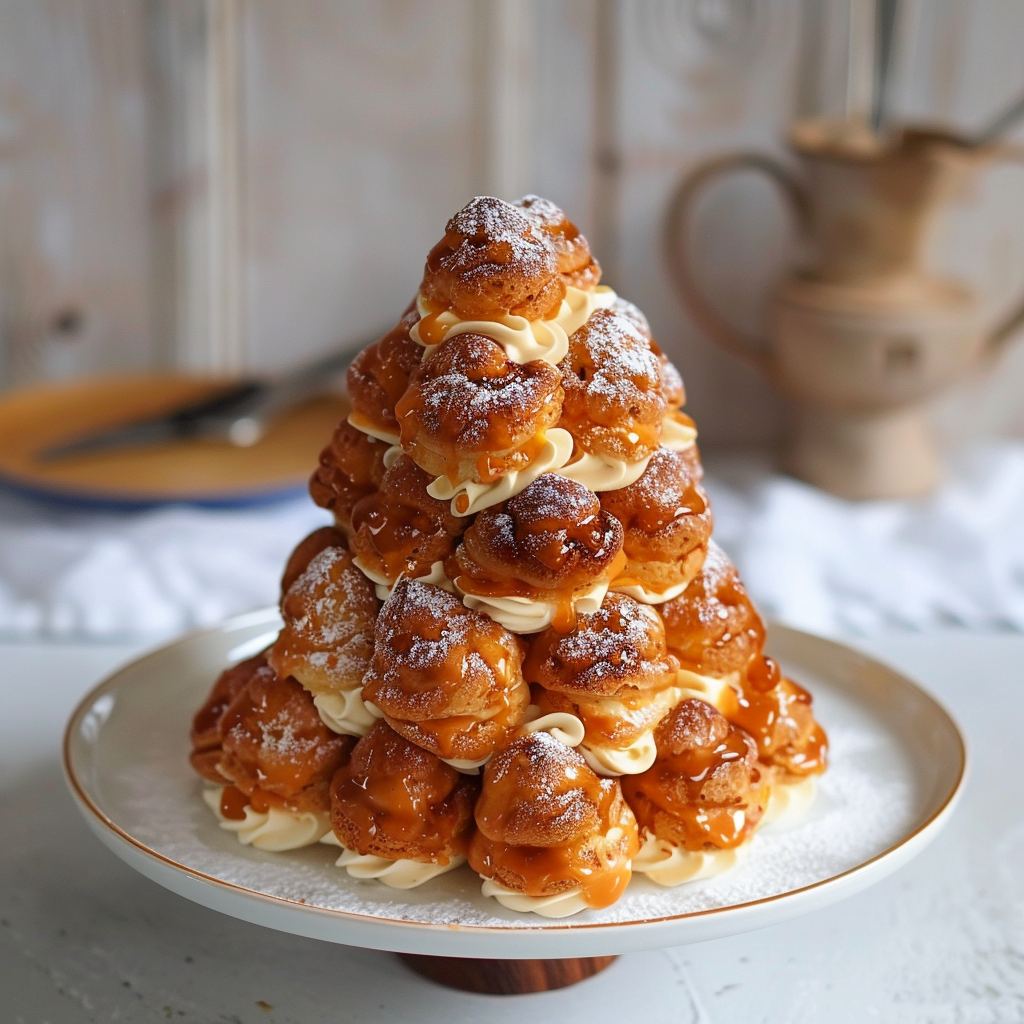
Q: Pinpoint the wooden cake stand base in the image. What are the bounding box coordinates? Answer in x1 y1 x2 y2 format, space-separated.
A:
398 953 618 994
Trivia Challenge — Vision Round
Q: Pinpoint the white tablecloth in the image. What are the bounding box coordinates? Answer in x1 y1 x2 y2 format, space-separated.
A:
1 442 1022 640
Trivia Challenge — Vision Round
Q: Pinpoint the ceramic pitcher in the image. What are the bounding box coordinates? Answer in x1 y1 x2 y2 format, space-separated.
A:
666 117 1024 499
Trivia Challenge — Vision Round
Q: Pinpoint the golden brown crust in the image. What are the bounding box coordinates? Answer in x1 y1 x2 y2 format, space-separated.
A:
350 454 466 583
269 545 378 697
361 580 530 761
559 309 667 461
329 721 479 863
524 593 678 697
659 541 765 676
420 196 565 320
189 651 268 783
218 665 354 814
395 332 563 485
609 297 685 409
346 306 423 436
514 194 601 290
474 733 602 847
468 732 638 902
308 420 388 535
622 698 768 850
602 446 712 593
281 526 348 596
449 474 624 597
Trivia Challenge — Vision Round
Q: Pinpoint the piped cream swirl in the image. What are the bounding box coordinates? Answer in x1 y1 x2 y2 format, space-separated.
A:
559 450 653 492
632 830 751 886
202 787 331 851
318 831 465 889
352 556 453 603
479 878 590 918
412 285 617 367
426 429 574 517
458 578 610 635
312 689 380 738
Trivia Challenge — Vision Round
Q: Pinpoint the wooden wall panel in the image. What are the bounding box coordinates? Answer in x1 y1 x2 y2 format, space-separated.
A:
238 0 495 368
0 0 154 388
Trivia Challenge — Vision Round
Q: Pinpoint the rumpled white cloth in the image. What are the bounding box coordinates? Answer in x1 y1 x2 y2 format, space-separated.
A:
0 443 1021 641
0 493 329 640
708 442 1024 636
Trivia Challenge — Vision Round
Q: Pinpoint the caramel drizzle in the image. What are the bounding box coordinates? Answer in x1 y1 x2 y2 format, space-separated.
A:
721 657 828 775
471 781 635 909
331 763 465 863
627 728 760 851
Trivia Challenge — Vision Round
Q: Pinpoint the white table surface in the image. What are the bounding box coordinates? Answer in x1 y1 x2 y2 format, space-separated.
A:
2 631 1021 1023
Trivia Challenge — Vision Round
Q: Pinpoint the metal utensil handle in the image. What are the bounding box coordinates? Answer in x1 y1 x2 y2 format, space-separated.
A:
664 152 809 372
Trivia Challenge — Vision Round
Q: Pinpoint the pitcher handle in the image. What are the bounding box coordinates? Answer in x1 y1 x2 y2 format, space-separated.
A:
985 143 1024 353
664 152 809 372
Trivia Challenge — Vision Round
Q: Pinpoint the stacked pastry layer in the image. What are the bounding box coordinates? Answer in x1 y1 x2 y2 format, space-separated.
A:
190 196 827 916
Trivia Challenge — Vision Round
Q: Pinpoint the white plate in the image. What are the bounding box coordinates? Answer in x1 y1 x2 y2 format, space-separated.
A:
63 609 966 959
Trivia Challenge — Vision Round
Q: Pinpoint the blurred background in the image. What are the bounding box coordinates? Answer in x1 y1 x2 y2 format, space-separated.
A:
0 0 1022 640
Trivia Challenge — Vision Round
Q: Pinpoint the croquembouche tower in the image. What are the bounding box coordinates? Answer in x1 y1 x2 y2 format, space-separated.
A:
189 196 827 988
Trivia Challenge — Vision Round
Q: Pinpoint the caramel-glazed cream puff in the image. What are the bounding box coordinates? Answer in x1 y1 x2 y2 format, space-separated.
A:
188 192 829 911
603 446 712 603
721 654 829 780
448 474 625 633
308 421 388 537
469 731 638 916
269 540 379 737
191 655 355 851
395 332 564 493
349 453 465 593
361 579 530 768
558 309 668 465
659 540 765 678
329 721 478 869
525 593 682 776
420 196 569 321
346 306 423 444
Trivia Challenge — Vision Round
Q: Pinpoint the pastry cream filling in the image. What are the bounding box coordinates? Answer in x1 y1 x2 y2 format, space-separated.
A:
580 730 660 777
202 787 331 851
312 689 380 738
480 878 590 918
611 577 690 605
478 823 629 918
521 706 586 748
632 829 752 887
346 410 401 447
411 285 618 367
441 755 490 773
761 775 818 827
459 578 610 635
579 672 737 777
660 414 698 451
352 556 453 602
559 449 653 492
426 428 574 517
382 443 404 469
318 832 465 889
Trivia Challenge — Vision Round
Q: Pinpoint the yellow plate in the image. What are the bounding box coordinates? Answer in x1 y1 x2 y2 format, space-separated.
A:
0 375 345 508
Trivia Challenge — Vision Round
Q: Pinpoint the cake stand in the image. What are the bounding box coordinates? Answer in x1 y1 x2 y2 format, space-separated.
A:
63 609 966 993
